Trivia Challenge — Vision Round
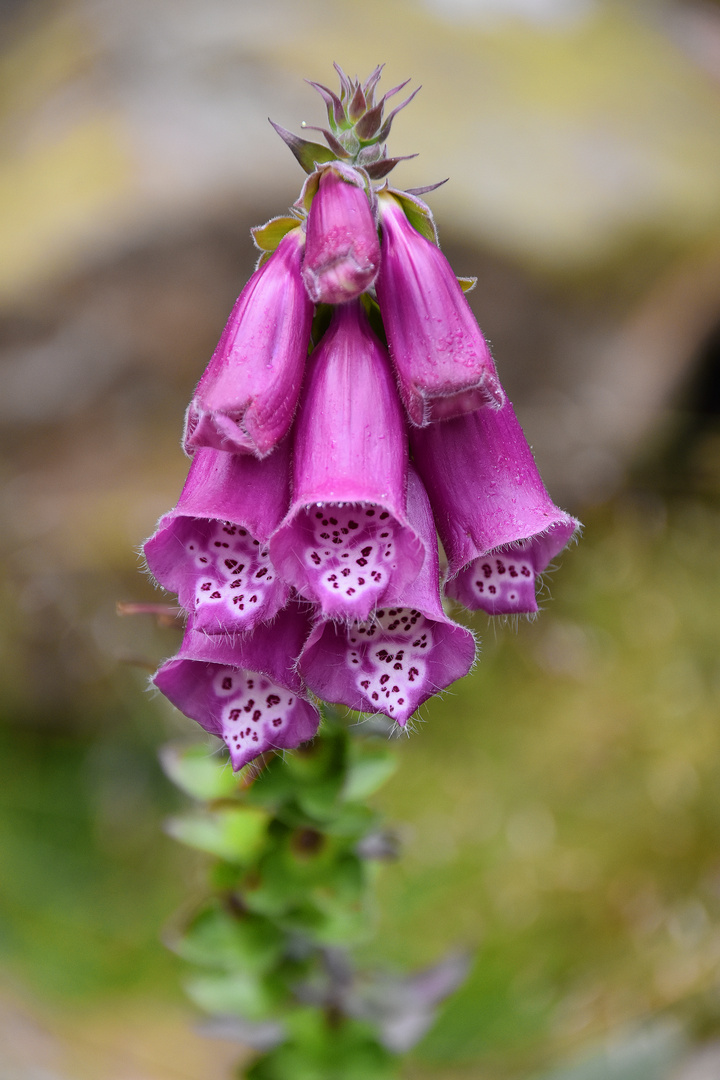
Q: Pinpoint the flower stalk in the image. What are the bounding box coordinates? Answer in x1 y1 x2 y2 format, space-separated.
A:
137 62 580 1077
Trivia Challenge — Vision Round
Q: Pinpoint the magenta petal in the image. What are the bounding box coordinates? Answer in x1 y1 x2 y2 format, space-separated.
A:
299 469 476 725
270 301 424 621
153 609 319 771
143 445 290 634
302 165 380 305
375 193 503 426
184 229 313 458
410 402 580 615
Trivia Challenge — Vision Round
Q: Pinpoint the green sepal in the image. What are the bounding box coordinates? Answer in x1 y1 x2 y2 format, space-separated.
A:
269 120 338 174
165 805 270 863
343 744 398 801
251 216 301 253
382 188 439 246
185 968 286 1021
169 901 283 975
159 742 240 802
457 276 477 293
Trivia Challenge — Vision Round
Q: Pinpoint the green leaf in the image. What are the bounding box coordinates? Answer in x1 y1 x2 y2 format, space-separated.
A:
170 902 283 974
159 742 239 801
248 1010 398 1079
457 275 477 293
165 805 269 863
343 745 398 801
185 969 285 1020
251 216 301 253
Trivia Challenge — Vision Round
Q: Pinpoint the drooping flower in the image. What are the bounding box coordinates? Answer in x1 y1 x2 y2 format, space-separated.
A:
410 401 580 615
299 468 476 724
270 300 424 622
144 444 290 634
375 191 504 426
153 606 319 771
301 164 381 305
184 228 313 458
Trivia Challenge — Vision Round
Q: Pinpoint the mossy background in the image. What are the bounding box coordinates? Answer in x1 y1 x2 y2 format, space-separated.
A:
2 0 720 1076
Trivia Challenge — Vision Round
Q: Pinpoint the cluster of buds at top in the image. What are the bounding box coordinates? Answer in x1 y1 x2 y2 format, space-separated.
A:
145 66 580 772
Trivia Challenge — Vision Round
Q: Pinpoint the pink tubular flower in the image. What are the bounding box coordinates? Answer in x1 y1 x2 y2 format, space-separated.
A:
375 192 503 426
269 300 424 622
301 165 381 305
143 445 290 635
153 606 319 771
184 228 313 458
410 402 580 615
299 469 476 724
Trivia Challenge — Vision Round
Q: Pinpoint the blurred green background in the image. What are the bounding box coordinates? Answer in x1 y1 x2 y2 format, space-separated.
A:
2 0 720 1076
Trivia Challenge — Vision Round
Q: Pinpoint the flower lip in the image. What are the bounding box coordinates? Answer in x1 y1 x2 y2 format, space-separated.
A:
410 400 580 615
269 301 424 621
184 228 313 459
375 192 503 426
143 445 291 635
298 469 476 724
153 608 319 771
301 164 381 306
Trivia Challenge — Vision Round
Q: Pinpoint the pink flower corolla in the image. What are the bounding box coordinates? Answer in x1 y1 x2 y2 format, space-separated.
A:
153 606 319 771
184 228 313 458
375 192 503 426
269 300 424 622
144 445 290 635
301 165 381 305
299 469 476 724
410 401 580 615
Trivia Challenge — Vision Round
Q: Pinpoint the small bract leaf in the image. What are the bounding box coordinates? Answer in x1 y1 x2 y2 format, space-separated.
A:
457 276 477 293
383 189 438 245
165 806 269 863
251 216 301 253
185 970 283 1020
171 902 283 974
365 154 418 181
269 120 337 174
344 745 398 801
159 743 239 801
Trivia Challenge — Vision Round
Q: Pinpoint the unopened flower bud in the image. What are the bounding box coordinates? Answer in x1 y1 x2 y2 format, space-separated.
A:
301 166 380 305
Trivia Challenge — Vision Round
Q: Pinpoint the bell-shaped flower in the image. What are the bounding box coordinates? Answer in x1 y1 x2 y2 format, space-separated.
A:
375 192 503 426
153 606 319 771
184 228 313 458
269 300 424 622
144 444 290 634
298 469 476 725
301 165 381 305
410 402 580 615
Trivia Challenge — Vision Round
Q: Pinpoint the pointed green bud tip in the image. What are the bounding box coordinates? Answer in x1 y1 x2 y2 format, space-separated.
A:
272 66 420 177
